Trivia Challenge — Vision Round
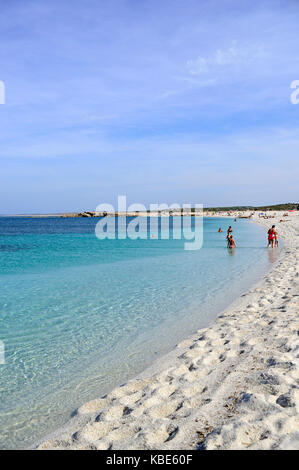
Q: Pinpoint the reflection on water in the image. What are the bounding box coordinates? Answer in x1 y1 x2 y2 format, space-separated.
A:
267 247 281 264
227 247 236 256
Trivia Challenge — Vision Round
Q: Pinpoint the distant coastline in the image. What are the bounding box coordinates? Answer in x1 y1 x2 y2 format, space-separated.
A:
1 203 297 218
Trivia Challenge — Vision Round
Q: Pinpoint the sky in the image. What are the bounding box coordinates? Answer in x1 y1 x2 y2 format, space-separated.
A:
0 0 299 214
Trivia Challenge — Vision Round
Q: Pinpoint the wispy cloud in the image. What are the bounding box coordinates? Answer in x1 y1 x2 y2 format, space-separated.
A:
186 42 264 75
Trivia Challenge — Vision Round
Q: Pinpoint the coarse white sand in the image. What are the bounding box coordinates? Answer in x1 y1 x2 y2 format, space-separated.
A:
36 211 299 450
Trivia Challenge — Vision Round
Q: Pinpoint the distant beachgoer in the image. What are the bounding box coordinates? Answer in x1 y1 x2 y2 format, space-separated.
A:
227 234 236 248
227 226 233 235
218 228 223 232
267 225 276 248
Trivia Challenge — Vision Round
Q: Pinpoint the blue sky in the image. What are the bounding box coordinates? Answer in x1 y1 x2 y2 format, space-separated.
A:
0 0 299 213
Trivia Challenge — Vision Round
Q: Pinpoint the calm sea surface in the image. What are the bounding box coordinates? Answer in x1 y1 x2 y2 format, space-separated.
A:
0 216 276 449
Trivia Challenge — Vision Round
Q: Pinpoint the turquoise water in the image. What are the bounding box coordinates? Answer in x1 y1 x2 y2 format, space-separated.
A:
0 217 273 449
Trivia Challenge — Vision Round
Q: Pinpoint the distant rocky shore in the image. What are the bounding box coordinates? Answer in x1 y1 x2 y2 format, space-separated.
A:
61 209 203 218
6 208 297 218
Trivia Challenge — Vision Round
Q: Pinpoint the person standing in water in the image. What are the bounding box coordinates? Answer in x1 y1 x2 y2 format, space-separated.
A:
227 234 236 248
227 226 233 235
267 225 276 248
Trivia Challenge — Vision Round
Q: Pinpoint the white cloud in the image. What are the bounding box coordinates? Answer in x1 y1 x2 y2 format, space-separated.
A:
187 42 264 75
187 57 209 75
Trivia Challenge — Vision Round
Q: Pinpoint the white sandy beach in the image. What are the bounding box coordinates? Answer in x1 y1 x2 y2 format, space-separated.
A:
36 211 299 450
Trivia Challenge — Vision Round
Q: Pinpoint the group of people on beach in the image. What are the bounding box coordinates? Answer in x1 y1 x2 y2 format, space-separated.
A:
218 223 279 249
218 225 237 248
267 225 279 248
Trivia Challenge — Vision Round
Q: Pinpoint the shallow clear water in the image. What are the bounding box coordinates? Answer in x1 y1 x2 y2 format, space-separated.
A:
0 216 274 449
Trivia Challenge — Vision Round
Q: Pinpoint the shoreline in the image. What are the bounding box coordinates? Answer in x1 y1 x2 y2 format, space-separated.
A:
35 212 299 450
